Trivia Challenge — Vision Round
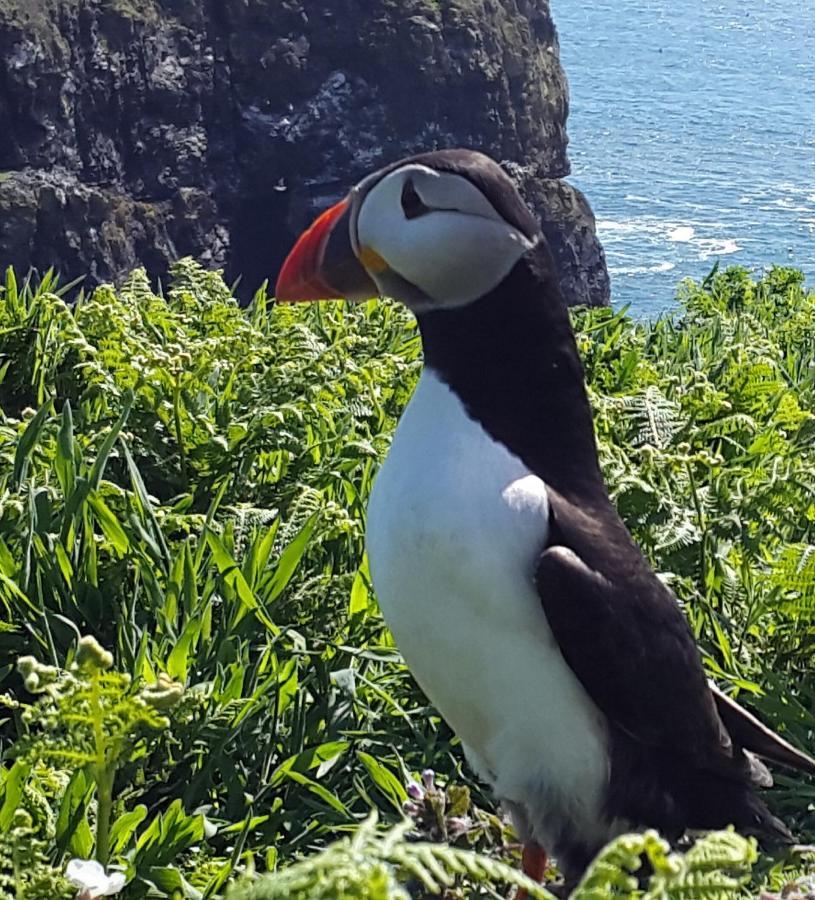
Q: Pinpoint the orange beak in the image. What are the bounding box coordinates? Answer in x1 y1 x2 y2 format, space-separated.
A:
275 198 378 302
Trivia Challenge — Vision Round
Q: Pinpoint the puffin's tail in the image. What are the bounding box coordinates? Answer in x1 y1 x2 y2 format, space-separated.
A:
685 774 794 846
740 792 794 846
712 684 815 778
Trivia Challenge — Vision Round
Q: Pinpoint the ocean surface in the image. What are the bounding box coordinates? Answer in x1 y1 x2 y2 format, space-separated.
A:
552 0 815 313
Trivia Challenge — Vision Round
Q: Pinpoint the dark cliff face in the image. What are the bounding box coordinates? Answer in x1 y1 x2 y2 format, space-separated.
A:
0 0 610 306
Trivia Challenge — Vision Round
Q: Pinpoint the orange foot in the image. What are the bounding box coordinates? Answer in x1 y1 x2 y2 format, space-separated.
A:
517 840 548 900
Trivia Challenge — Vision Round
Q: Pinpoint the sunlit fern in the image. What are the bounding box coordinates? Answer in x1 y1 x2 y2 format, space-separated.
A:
227 813 552 900
0 810 73 900
771 544 815 616
621 386 683 449
572 828 756 900
229 816 758 900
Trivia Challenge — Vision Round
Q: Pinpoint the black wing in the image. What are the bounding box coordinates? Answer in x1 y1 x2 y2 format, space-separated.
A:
536 489 814 780
534 490 808 842
536 490 815 784
535 526 733 775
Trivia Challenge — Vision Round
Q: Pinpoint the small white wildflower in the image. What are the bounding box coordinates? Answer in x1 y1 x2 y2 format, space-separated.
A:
65 859 126 898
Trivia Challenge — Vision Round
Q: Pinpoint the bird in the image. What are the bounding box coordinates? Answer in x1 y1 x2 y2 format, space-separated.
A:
274 149 815 892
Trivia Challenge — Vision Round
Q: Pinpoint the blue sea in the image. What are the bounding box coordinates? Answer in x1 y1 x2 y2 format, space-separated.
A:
552 0 815 313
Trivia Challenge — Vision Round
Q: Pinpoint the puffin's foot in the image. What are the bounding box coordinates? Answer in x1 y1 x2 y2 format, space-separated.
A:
517 840 548 899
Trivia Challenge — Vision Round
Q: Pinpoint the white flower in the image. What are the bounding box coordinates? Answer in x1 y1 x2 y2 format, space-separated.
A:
65 859 126 899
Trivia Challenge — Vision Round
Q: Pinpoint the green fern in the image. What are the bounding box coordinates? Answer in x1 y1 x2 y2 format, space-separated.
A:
0 810 73 900
771 544 815 615
572 829 756 900
5 638 182 867
229 818 758 900
622 387 683 449
228 814 553 899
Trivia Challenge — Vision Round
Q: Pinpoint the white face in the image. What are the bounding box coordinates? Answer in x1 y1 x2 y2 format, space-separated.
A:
353 164 537 311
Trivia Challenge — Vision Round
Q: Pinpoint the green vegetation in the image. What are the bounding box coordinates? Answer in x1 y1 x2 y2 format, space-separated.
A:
0 259 813 897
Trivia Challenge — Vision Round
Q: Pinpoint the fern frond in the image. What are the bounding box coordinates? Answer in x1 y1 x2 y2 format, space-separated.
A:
0 810 73 899
228 813 553 899
388 839 554 896
572 831 665 900
572 829 756 900
646 829 757 900
771 544 815 616
654 513 702 553
622 387 683 449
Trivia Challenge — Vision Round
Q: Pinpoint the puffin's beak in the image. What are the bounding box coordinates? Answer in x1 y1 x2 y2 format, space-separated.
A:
275 198 379 302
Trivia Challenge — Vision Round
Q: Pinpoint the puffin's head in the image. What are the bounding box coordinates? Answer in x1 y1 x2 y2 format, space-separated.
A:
275 149 541 312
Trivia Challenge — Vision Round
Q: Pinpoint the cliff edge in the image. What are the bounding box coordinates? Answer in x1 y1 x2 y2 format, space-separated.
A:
0 0 609 305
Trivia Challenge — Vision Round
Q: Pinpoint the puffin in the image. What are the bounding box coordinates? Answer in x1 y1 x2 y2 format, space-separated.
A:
275 149 815 890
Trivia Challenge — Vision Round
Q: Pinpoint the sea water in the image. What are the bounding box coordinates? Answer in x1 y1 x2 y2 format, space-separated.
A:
553 0 815 313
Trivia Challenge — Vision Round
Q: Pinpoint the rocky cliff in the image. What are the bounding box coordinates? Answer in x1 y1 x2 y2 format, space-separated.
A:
0 0 609 305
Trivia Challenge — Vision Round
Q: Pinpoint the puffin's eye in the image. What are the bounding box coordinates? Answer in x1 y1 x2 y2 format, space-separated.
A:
401 178 431 220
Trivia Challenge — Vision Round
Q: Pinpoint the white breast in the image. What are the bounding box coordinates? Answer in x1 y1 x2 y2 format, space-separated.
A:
366 370 610 846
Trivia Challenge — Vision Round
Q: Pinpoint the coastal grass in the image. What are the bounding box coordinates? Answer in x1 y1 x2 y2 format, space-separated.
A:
0 259 813 897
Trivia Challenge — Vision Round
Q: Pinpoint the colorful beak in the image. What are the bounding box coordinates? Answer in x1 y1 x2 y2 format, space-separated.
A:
275 198 378 302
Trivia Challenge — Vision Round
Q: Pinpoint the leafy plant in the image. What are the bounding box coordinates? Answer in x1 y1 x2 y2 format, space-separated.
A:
228 813 552 900
571 829 756 900
229 818 760 900
0 260 813 896
16 641 170 858
0 810 73 899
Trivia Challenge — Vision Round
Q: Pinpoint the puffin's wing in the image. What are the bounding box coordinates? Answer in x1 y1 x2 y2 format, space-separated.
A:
535 541 735 771
536 497 815 779
711 683 815 776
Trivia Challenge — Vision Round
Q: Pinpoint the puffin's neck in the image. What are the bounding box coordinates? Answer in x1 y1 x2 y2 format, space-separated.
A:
416 254 605 503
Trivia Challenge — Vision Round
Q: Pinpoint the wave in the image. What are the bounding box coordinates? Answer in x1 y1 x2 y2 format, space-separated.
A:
610 261 677 276
623 193 659 203
776 181 813 195
667 226 695 242
596 219 641 235
599 214 748 270
597 218 685 240
696 238 742 260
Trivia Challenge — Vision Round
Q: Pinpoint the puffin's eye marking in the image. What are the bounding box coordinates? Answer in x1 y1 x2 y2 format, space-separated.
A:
401 178 431 220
